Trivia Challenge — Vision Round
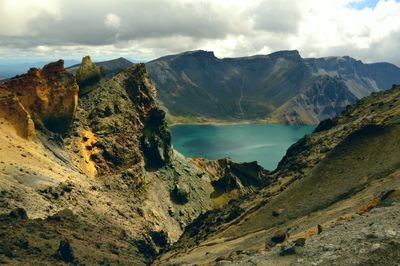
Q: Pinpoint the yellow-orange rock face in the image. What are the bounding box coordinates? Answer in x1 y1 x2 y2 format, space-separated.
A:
0 89 36 139
0 60 78 134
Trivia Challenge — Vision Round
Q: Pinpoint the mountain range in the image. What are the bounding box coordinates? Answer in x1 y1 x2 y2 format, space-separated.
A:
147 50 400 124
4 51 399 125
0 55 399 265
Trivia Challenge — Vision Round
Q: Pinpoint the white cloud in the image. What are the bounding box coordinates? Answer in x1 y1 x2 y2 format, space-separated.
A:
0 0 399 66
0 0 60 35
104 13 122 30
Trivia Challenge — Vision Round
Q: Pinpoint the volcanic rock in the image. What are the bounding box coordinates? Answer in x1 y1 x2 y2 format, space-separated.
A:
75 56 105 94
0 60 78 134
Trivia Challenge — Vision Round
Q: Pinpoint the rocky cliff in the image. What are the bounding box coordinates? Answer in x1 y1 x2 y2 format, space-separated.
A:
0 60 78 134
271 75 358 124
69 63 172 179
0 89 36 139
147 50 400 124
305 56 400 98
74 56 105 94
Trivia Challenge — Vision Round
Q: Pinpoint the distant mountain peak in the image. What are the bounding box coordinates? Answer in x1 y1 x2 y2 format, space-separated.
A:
318 55 359 63
181 50 216 58
106 57 132 63
267 50 302 60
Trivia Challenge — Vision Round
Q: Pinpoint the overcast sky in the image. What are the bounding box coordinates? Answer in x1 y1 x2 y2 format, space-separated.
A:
0 0 400 65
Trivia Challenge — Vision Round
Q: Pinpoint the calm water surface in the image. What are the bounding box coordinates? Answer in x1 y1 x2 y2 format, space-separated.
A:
171 124 315 171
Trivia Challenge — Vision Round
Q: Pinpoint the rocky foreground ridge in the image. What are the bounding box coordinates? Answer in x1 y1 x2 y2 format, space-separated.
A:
0 57 266 265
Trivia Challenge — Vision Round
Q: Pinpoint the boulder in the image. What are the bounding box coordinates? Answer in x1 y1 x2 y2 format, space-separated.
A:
8 208 28 220
172 184 190 204
270 229 287 244
279 244 296 256
55 239 76 263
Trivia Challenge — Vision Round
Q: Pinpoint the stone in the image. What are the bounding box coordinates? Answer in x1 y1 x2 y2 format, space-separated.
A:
8 208 28 220
279 245 296 256
272 210 282 217
317 224 323 234
150 230 169 247
293 238 306 247
100 257 111 266
55 239 76 263
386 229 396 237
172 184 190 204
74 63 172 182
47 208 75 221
270 229 287 244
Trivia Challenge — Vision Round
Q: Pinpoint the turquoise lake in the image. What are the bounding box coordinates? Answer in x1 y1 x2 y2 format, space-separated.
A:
171 124 315 171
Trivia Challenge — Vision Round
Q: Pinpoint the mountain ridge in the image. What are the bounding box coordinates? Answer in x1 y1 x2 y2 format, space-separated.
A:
146 50 400 124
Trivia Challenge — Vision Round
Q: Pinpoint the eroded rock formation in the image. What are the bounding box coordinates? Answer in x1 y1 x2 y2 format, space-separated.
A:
0 60 78 135
0 89 35 139
75 56 105 93
70 63 172 179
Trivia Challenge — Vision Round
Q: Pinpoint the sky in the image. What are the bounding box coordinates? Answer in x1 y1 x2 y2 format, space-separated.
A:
0 0 400 65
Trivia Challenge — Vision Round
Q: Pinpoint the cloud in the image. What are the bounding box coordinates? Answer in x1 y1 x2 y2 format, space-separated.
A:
253 0 303 34
0 0 399 66
104 13 122 30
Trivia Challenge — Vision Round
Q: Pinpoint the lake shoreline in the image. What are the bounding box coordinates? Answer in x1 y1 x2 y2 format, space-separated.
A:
167 118 318 127
171 124 316 170
170 121 318 127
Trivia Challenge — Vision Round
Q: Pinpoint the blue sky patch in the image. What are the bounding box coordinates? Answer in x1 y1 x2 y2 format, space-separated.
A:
347 0 379 9
347 0 400 10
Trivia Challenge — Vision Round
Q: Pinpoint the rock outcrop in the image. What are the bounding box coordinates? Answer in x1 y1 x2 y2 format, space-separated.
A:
66 57 133 79
75 56 105 94
272 75 358 124
70 63 172 179
0 89 36 139
0 60 78 134
193 158 270 192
